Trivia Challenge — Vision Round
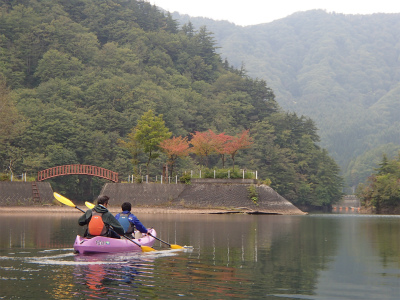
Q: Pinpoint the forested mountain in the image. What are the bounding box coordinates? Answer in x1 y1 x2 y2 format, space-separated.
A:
173 10 400 191
0 0 342 208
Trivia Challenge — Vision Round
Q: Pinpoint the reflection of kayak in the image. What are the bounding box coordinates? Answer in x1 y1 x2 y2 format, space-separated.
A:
74 228 156 254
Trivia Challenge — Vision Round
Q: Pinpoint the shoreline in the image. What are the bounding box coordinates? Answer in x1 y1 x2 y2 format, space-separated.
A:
0 205 385 215
0 205 280 215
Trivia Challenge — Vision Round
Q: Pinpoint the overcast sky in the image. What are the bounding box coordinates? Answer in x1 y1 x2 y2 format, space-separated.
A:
149 0 400 26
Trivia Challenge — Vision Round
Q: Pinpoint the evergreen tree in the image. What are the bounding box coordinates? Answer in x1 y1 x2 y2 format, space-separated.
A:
132 110 171 176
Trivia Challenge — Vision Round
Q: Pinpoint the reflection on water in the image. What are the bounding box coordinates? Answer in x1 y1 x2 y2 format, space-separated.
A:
0 213 400 299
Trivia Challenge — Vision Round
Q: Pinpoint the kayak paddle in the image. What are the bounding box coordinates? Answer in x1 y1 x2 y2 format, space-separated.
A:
54 193 155 252
113 229 155 252
148 233 184 249
85 201 95 209
54 192 85 213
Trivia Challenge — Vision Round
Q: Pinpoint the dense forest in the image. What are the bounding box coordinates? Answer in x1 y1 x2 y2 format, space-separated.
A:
174 10 400 192
356 153 400 214
0 0 342 209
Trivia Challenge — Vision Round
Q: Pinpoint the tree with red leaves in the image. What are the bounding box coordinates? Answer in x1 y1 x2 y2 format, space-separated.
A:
225 130 253 170
190 130 218 167
159 136 190 177
212 132 232 168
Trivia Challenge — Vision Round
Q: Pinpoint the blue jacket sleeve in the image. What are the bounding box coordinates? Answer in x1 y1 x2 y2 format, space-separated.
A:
129 214 148 233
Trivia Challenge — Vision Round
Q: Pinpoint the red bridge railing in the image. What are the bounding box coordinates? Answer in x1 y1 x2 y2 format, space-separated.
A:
37 165 118 182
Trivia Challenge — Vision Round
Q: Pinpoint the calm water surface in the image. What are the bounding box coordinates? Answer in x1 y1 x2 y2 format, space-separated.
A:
0 212 399 299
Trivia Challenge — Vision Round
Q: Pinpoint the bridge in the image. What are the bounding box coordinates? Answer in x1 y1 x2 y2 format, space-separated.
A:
37 164 118 182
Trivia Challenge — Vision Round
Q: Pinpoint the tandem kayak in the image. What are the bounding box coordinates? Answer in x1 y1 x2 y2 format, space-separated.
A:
73 228 156 254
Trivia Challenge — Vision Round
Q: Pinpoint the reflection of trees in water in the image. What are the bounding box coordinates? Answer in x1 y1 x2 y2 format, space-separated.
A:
178 216 340 297
258 217 340 295
72 258 156 299
362 218 400 267
48 267 76 300
1 215 78 249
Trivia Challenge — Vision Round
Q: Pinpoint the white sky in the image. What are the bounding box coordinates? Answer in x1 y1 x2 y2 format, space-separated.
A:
149 0 400 26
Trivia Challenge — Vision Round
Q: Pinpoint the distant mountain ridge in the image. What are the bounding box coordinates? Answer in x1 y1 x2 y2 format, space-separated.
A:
172 10 400 190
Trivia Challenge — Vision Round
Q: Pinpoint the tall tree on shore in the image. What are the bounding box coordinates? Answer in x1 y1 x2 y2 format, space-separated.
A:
190 130 217 167
357 153 400 213
212 131 232 168
159 136 190 177
118 130 142 179
132 110 171 176
225 130 253 171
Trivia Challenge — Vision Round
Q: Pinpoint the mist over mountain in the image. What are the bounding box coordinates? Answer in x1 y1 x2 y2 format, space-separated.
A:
172 10 400 190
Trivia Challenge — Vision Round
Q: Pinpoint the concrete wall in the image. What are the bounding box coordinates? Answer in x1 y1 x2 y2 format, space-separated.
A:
191 178 258 184
0 182 54 205
101 181 305 215
100 182 185 207
1 180 305 215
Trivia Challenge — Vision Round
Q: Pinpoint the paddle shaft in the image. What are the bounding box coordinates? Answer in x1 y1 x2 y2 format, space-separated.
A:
149 233 171 246
109 227 154 251
148 232 184 249
75 206 85 213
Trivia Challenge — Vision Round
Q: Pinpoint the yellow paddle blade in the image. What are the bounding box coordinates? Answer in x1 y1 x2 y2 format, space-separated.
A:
54 192 76 207
85 201 95 209
141 246 156 252
170 244 184 249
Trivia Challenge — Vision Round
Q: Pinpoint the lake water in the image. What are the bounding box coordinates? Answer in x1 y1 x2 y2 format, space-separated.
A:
0 212 399 299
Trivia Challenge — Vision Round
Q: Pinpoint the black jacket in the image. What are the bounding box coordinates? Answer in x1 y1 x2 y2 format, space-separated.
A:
78 204 125 236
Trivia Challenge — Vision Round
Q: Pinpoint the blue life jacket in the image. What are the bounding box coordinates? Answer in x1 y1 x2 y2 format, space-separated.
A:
118 213 134 234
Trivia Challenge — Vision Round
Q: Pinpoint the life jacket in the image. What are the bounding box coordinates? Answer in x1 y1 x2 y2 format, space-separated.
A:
118 213 134 234
88 209 107 236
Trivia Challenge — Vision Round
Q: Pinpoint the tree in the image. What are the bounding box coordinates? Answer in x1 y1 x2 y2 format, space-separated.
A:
0 78 26 144
133 110 171 176
190 130 218 167
159 136 190 177
225 130 253 171
0 78 27 175
34 49 84 81
357 153 400 213
119 130 142 178
211 132 232 168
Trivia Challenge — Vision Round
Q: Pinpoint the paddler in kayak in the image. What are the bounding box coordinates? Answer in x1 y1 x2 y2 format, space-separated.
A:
115 202 150 238
78 195 124 239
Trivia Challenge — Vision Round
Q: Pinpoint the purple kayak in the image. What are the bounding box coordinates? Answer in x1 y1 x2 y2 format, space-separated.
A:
73 228 156 254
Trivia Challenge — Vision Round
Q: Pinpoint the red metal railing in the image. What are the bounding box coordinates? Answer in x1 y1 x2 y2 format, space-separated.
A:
37 164 118 182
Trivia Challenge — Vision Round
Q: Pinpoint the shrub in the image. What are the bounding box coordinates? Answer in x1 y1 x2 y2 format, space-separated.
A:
247 184 259 206
0 173 10 181
179 173 191 184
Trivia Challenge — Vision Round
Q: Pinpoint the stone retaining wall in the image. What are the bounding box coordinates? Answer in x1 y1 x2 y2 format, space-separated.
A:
191 178 257 184
101 182 305 215
1 181 305 215
0 182 54 205
100 183 185 206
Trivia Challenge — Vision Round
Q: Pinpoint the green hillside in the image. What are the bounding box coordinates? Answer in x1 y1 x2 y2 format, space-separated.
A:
175 10 400 191
0 0 342 208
